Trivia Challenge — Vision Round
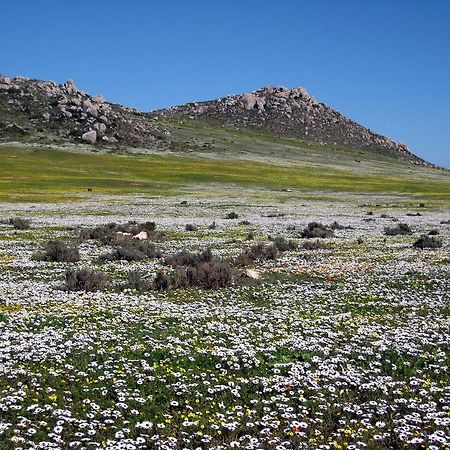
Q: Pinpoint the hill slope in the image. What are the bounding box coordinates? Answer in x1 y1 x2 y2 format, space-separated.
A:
150 86 426 164
0 74 431 167
0 74 165 147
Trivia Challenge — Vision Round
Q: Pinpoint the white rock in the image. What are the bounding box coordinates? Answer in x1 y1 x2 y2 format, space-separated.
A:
92 94 105 104
64 79 77 94
0 76 12 85
81 130 97 144
87 106 99 118
244 269 260 280
133 231 148 240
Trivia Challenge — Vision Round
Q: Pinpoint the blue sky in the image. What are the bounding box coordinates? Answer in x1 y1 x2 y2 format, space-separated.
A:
1 0 449 167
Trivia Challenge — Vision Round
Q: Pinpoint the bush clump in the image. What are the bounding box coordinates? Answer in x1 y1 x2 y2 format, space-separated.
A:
165 248 212 267
34 240 80 262
9 217 31 230
302 240 324 250
64 268 110 292
271 236 297 251
170 260 233 290
384 223 412 236
157 248 233 291
185 224 197 232
428 229 439 236
80 221 160 244
225 212 239 219
301 222 334 239
101 240 162 262
412 235 442 249
126 270 151 291
235 243 278 266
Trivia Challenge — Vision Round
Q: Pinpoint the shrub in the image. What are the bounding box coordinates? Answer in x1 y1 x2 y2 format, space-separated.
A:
225 212 239 219
164 260 233 291
302 240 324 250
356 237 364 245
165 248 212 267
141 221 156 232
185 224 197 231
301 222 334 239
330 221 354 230
246 231 255 240
64 268 109 292
235 243 278 266
239 220 251 225
440 219 450 225
413 235 442 249
208 221 216 230
101 240 162 262
154 271 170 291
195 260 233 290
384 223 412 236
34 240 80 262
9 217 31 230
126 270 150 291
271 236 297 251
80 221 160 244
428 229 439 236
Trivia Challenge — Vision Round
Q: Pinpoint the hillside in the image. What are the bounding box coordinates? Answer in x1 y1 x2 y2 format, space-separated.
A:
0 74 429 166
150 86 427 165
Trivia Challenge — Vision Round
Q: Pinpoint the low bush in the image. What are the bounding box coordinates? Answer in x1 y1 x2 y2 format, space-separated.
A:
330 221 354 230
384 223 412 236
163 260 233 291
126 270 151 291
271 236 297 251
34 240 80 262
302 240 324 250
165 248 212 267
9 217 31 230
225 212 239 219
208 221 216 230
185 224 197 231
101 240 162 262
413 235 442 249
235 243 278 266
428 229 439 236
301 222 334 239
64 268 110 292
80 221 160 244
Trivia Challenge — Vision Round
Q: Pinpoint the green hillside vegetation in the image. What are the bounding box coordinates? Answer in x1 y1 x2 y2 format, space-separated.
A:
1 140 449 203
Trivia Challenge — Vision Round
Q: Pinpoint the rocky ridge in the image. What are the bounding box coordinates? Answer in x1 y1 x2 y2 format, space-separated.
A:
0 75 429 165
152 86 425 164
0 75 163 147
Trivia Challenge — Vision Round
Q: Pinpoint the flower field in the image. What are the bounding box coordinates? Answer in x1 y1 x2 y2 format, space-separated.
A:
0 198 449 450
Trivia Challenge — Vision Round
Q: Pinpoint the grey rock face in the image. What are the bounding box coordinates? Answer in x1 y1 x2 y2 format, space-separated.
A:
82 130 97 144
64 80 77 95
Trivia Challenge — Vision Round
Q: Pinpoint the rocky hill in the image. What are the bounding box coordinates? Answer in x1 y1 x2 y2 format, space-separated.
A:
0 74 428 165
152 86 426 164
0 74 164 147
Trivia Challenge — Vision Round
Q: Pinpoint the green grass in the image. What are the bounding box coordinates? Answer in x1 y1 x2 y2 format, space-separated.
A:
1 145 449 202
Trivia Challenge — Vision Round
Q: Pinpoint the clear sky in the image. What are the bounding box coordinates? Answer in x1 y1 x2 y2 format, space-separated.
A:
1 0 449 167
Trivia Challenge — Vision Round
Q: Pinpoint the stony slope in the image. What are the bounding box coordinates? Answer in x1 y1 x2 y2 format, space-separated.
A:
0 74 165 147
151 86 426 164
0 75 429 165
